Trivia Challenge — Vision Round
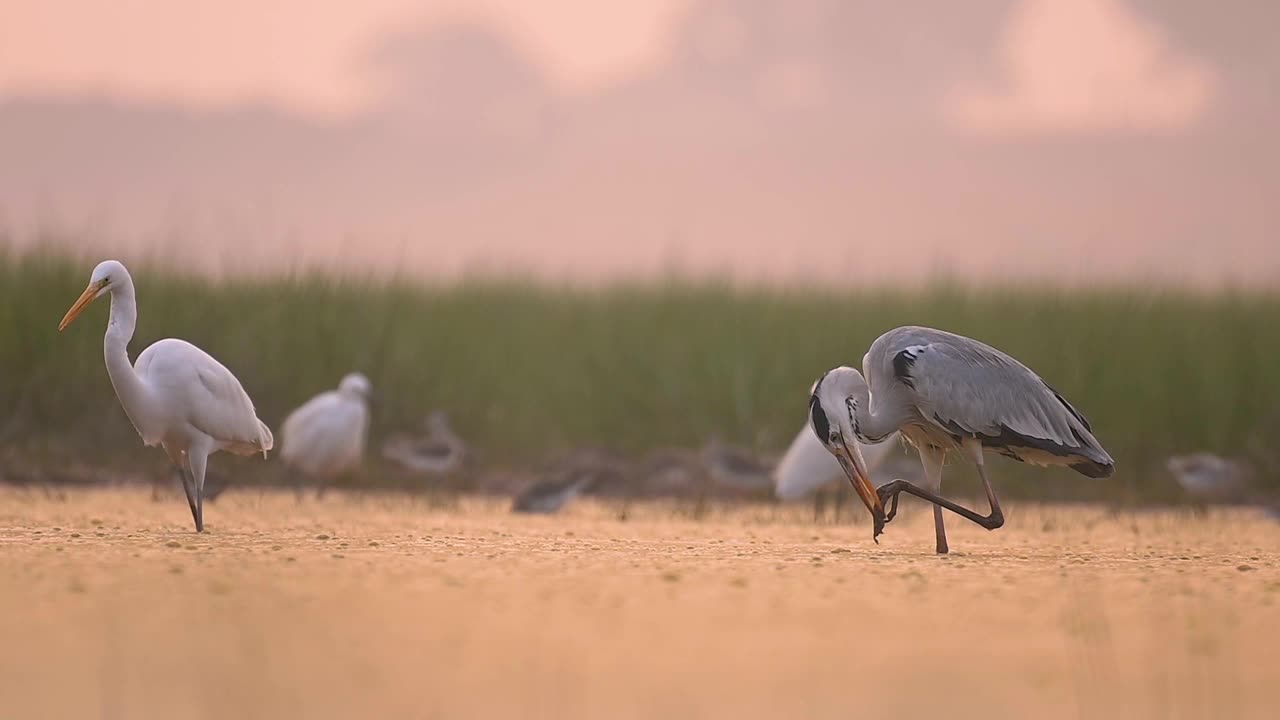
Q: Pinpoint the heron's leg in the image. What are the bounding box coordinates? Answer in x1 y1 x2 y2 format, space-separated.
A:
877 444 1003 534
969 446 1004 531
876 479 1004 530
919 446 949 554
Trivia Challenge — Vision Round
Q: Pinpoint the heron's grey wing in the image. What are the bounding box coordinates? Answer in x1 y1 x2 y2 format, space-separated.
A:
890 333 1113 475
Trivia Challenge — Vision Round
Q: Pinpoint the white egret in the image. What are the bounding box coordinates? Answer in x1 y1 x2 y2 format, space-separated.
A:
58 260 274 532
810 326 1113 552
774 421 911 523
279 373 371 497
773 422 903 502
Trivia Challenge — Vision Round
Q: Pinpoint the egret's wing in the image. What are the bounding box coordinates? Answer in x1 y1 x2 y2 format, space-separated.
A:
773 424 842 500
280 393 368 476
136 339 272 455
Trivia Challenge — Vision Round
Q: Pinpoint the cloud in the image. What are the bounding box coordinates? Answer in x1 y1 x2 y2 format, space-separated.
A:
945 0 1216 134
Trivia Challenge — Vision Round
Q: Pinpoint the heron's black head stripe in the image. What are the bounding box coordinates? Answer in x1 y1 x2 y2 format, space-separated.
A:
809 394 830 443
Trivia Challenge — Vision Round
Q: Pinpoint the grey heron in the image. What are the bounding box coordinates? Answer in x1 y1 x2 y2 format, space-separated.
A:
809 326 1114 552
58 260 274 532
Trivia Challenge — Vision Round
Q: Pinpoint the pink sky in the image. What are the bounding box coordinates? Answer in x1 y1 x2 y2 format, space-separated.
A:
0 1 689 113
1 0 1276 286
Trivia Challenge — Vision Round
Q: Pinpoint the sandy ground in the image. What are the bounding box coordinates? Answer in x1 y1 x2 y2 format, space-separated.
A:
1 487 1277 720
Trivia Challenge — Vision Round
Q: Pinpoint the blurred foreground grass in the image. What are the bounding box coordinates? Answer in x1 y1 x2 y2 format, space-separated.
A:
3 250 1278 500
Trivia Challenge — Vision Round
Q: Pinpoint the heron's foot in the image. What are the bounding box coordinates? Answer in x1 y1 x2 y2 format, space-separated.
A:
877 480 907 522
983 507 1005 531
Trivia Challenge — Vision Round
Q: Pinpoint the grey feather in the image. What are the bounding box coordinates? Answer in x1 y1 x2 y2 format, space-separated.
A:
867 326 1113 477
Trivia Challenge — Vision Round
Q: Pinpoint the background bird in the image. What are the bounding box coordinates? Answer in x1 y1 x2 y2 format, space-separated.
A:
279 372 371 499
1167 453 1254 505
58 260 273 532
809 326 1114 553
381 410 468 476
773 422 910 500
638 448 703 497
700 436 774 492
773 421 912 521
511 447 631 515
511 473 596 514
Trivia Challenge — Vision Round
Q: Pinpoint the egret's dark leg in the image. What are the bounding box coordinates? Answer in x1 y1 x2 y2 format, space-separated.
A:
177 455 201 532
188 447 209 533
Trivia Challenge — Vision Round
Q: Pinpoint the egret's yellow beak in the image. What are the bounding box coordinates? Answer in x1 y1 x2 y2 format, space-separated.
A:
835 439 886 540
58 280 107 331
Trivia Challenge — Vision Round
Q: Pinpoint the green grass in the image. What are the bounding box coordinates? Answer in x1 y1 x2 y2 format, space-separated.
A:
3 250 1279 500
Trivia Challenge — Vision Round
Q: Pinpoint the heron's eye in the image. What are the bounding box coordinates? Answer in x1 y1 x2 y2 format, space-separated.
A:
828 431 839 445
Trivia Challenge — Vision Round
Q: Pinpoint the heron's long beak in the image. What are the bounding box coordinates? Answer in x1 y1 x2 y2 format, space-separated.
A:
58 280 106 331
835 438 886 541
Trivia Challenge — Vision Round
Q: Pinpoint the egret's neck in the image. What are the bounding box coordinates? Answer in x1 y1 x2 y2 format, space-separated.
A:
102 283 155 429
849 383 912 444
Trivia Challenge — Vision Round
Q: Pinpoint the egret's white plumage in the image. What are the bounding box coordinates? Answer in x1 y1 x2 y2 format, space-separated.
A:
58 260 273 532
280 373 371 486
773 422 902 502
809 325 1113 552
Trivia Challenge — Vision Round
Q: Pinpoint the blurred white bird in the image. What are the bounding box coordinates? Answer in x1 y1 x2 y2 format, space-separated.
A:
280 373 371 498
381 411 468 475
58 260 273 532
1167 453 1255 504
773 420 906 499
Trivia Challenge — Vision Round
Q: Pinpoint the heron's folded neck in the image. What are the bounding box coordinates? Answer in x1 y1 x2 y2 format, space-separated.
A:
851 385 911 444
